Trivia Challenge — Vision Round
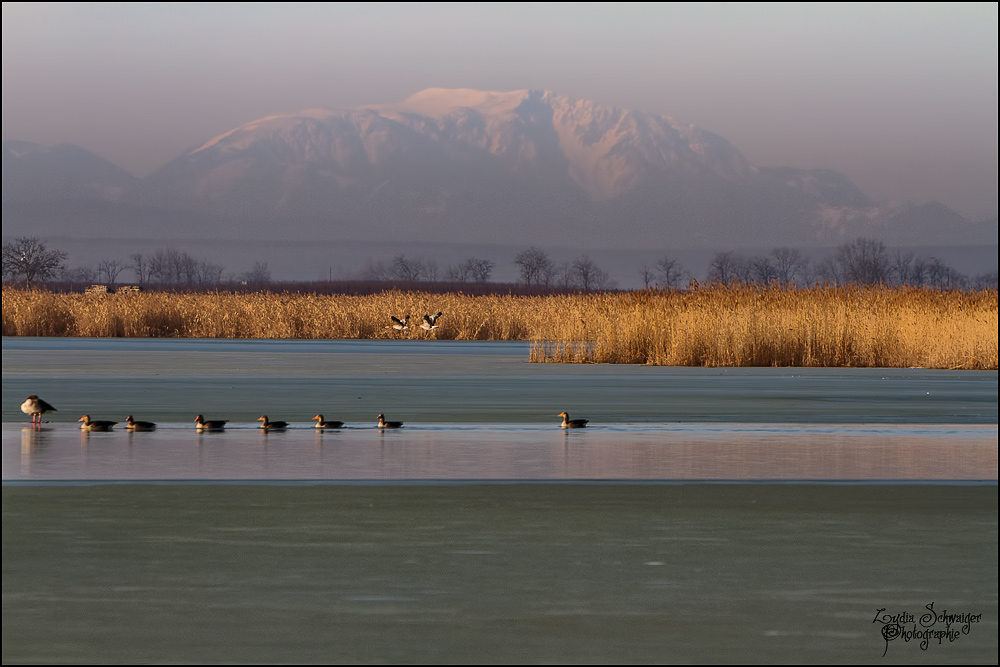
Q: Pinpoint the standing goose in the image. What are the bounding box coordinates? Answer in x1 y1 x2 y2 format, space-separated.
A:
125 415 157 431
377 413 403 429
79 415 117 431
558 412 589 428
313 414 345 429
21 395 56 423
194 415 228 431
257 415 289 431
420 312 443 330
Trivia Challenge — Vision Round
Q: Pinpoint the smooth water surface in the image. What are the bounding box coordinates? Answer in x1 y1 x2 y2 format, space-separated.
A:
3 337 998 663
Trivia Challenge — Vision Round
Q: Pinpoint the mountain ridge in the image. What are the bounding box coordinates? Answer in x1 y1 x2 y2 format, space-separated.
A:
3 88 996 248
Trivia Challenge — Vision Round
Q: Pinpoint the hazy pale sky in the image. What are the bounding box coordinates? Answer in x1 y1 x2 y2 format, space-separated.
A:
3 2 997 219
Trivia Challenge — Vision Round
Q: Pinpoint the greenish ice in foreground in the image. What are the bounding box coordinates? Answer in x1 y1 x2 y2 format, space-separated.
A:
2 483 997 665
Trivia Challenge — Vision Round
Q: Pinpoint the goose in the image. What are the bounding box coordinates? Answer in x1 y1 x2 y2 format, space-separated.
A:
388 315 410 331
313 414 345 429
124 415 157 431
257 415 289 431
420 311 443 330
79 415 117 431
194 415 228 431
377 413 403 429
21 395 56 423
558 412 589 428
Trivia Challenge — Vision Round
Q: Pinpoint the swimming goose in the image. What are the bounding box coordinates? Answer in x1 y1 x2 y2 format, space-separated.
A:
194 415 228 431
558 412 589 428
377 413 403 429
388 315 410 331
125 415 157 431
79 415 117 431
21 395 56 423
313 414 345 429
258 415 289 431
420 312 443 330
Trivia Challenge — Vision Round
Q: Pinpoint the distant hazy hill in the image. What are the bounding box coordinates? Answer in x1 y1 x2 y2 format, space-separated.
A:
3 89 996 248
2 140 137 203
882 202 995 246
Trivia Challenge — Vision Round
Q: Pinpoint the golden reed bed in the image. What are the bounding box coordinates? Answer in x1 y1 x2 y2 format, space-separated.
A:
2 285 997 369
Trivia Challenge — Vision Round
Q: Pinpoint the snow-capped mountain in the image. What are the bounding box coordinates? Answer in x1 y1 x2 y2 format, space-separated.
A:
135 88 881 246
163 89 755 203
3 89 995 248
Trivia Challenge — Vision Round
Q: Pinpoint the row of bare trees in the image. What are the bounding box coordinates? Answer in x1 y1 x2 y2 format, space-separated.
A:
513 248 616 290
635 239 995 290
4 236 996 291
357 249 615 290
1 238 272 288
359 254 499 284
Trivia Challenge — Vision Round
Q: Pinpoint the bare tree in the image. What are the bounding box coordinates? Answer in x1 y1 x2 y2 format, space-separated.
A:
910 257 930 286
639 264 656 289
750 256 778 285
244 261 272 286
146 248 226 285
445 263 466 282
891 250 915 285
655 255 685 288
60 265 98 284
569 255 614 291
514 247 555 287
391 254 424 282
926 257 965 289
449 258 494 283
178 253 198 284
2 237 68 288
554 261 573 288
130 253 149 284
813 256 843 285
198 261 225 285
971 270 998 290
466 258 494 283
98 259 125 285
836 237 891 285
770 248 806 285
707 251 746 284
148 248 179 284
360 259 390 281
423 258 440 282
571 255 597 290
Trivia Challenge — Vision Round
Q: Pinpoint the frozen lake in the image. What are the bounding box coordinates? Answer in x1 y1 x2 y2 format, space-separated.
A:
3 337 997 663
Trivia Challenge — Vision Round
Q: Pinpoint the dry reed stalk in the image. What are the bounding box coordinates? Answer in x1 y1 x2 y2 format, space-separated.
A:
3 285 996 369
